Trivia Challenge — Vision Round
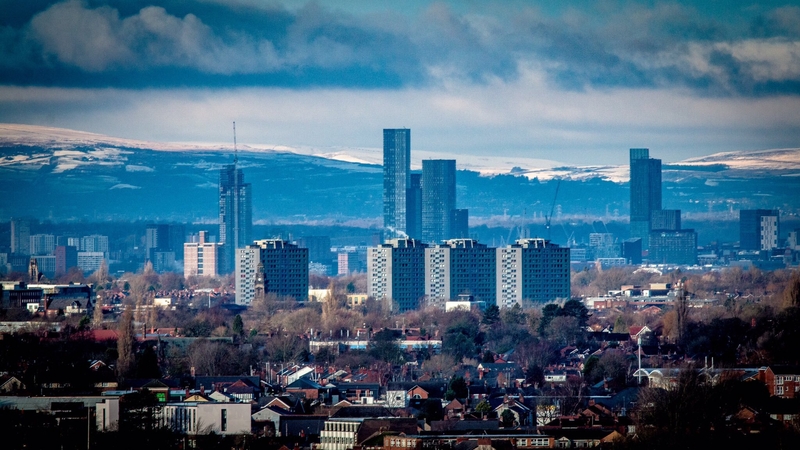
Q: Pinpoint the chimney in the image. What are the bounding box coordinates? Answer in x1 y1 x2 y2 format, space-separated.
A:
200 385 205 395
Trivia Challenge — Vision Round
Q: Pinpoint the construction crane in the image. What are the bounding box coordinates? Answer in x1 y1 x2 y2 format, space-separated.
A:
544 179 561 240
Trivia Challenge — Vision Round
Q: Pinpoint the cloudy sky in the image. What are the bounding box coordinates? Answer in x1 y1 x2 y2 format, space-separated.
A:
1 0 799 164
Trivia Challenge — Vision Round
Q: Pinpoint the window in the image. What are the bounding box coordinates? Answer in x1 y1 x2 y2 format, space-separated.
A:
221 409 227 432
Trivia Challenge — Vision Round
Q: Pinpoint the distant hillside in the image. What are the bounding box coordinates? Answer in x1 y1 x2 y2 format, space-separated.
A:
0 124 797 224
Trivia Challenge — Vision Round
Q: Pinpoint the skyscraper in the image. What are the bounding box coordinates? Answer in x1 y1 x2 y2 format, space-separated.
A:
497 238 571 308
406 173 422 240
422 159 456 243
629 148 662 250
367 238 426 313
740 209 780 251
383 129 411 239
10 218 31 255
219 164 252 273
235 239 308 305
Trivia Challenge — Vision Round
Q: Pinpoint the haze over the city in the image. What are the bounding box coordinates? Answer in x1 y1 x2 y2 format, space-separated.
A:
2 0 800 165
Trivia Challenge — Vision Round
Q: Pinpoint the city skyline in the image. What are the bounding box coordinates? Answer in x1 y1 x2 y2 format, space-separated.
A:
1 1 799 165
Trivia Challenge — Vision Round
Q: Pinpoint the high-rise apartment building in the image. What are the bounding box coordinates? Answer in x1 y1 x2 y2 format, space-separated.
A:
219 164 252 273
424 239 496 307
29 234 55 256
739 209 780 251
337 252 359 276
422 159 456 244
235 239 308 306
760 215 779 251
496 238 570 308
10 218 31 255
80 235 109 255
629 148 661 250
383 129 411 239
367 238 426 313
184 231 221 278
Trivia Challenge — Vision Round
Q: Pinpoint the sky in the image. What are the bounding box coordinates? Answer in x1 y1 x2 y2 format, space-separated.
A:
1 0 799 165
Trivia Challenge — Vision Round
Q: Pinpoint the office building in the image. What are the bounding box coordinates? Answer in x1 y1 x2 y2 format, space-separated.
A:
29 234 55 256
424 239 496 306
621 239 642 265
184 231 222 278
450 209 469 239
629 148 661 250
235 240 308 305
497 238 570 308
367 238 426 313
383 128 411 239
421 159 456 243
739 209 780 251
649 230 697 265
219 164 252 273
297 236 332 263
760 215 779 251
10 218 31 255
145 224 186 263
651 209 681 231
406 173 422 240
54 245 78 277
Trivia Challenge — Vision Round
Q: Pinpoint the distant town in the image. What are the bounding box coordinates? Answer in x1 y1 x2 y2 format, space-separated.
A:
1 129 799 450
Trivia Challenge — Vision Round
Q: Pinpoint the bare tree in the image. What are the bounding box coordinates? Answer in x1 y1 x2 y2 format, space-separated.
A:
117 306 135 378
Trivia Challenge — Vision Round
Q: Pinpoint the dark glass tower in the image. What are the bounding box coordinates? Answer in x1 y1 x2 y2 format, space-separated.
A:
406 173 422 240
422 159 456 243
740 209 780 250
219 164 252 274
630 148 661 250
383 129 411 239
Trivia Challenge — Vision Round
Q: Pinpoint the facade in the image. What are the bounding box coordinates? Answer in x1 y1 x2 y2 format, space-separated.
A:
29 234 55 256
184 231 221 278
450 209 469 239
649 230 697 265
651 209 681 231
497 238 571 308
739 209 779 251
10 218 31 255
383 128 411 239
629 148 662 250
406 173 422 240
32 256 56 279
298 236 332 263
337 251 358 275
424 239 496 306
219 164 252 274
760 215 779 251
145 224 186 263
589 233 617 259
319 418 362 450
77 252 105 273
80 235 109 254
621 239 642 265
235 240 309 305
421 159 457 243
367 238 426 313
54 245 78 277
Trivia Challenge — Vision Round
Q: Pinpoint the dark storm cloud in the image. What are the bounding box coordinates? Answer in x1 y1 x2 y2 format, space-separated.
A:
1 0 799 96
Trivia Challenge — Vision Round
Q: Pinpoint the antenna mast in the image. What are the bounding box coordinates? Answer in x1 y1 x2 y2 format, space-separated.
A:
233 121 238 165
545 179 561 240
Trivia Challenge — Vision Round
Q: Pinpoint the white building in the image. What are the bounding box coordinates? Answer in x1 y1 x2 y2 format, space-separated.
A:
29 234 55 256
319 418 363 450
761 215 779 250
77 252 105 273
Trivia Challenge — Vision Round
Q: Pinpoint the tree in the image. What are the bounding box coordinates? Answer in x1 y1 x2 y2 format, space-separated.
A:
369 328 403 364
448 375 468 399
782 270 800 308
232 314 244 336
117 306 135 378
482 305 501 325
474 400 491 417
538 303 561 335
560 299 589 327
93 299 104 328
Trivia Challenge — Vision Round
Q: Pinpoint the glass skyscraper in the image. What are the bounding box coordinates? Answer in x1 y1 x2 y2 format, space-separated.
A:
422 159 456 244
219 164 252 274
629 148 661 250
383 129 411 239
